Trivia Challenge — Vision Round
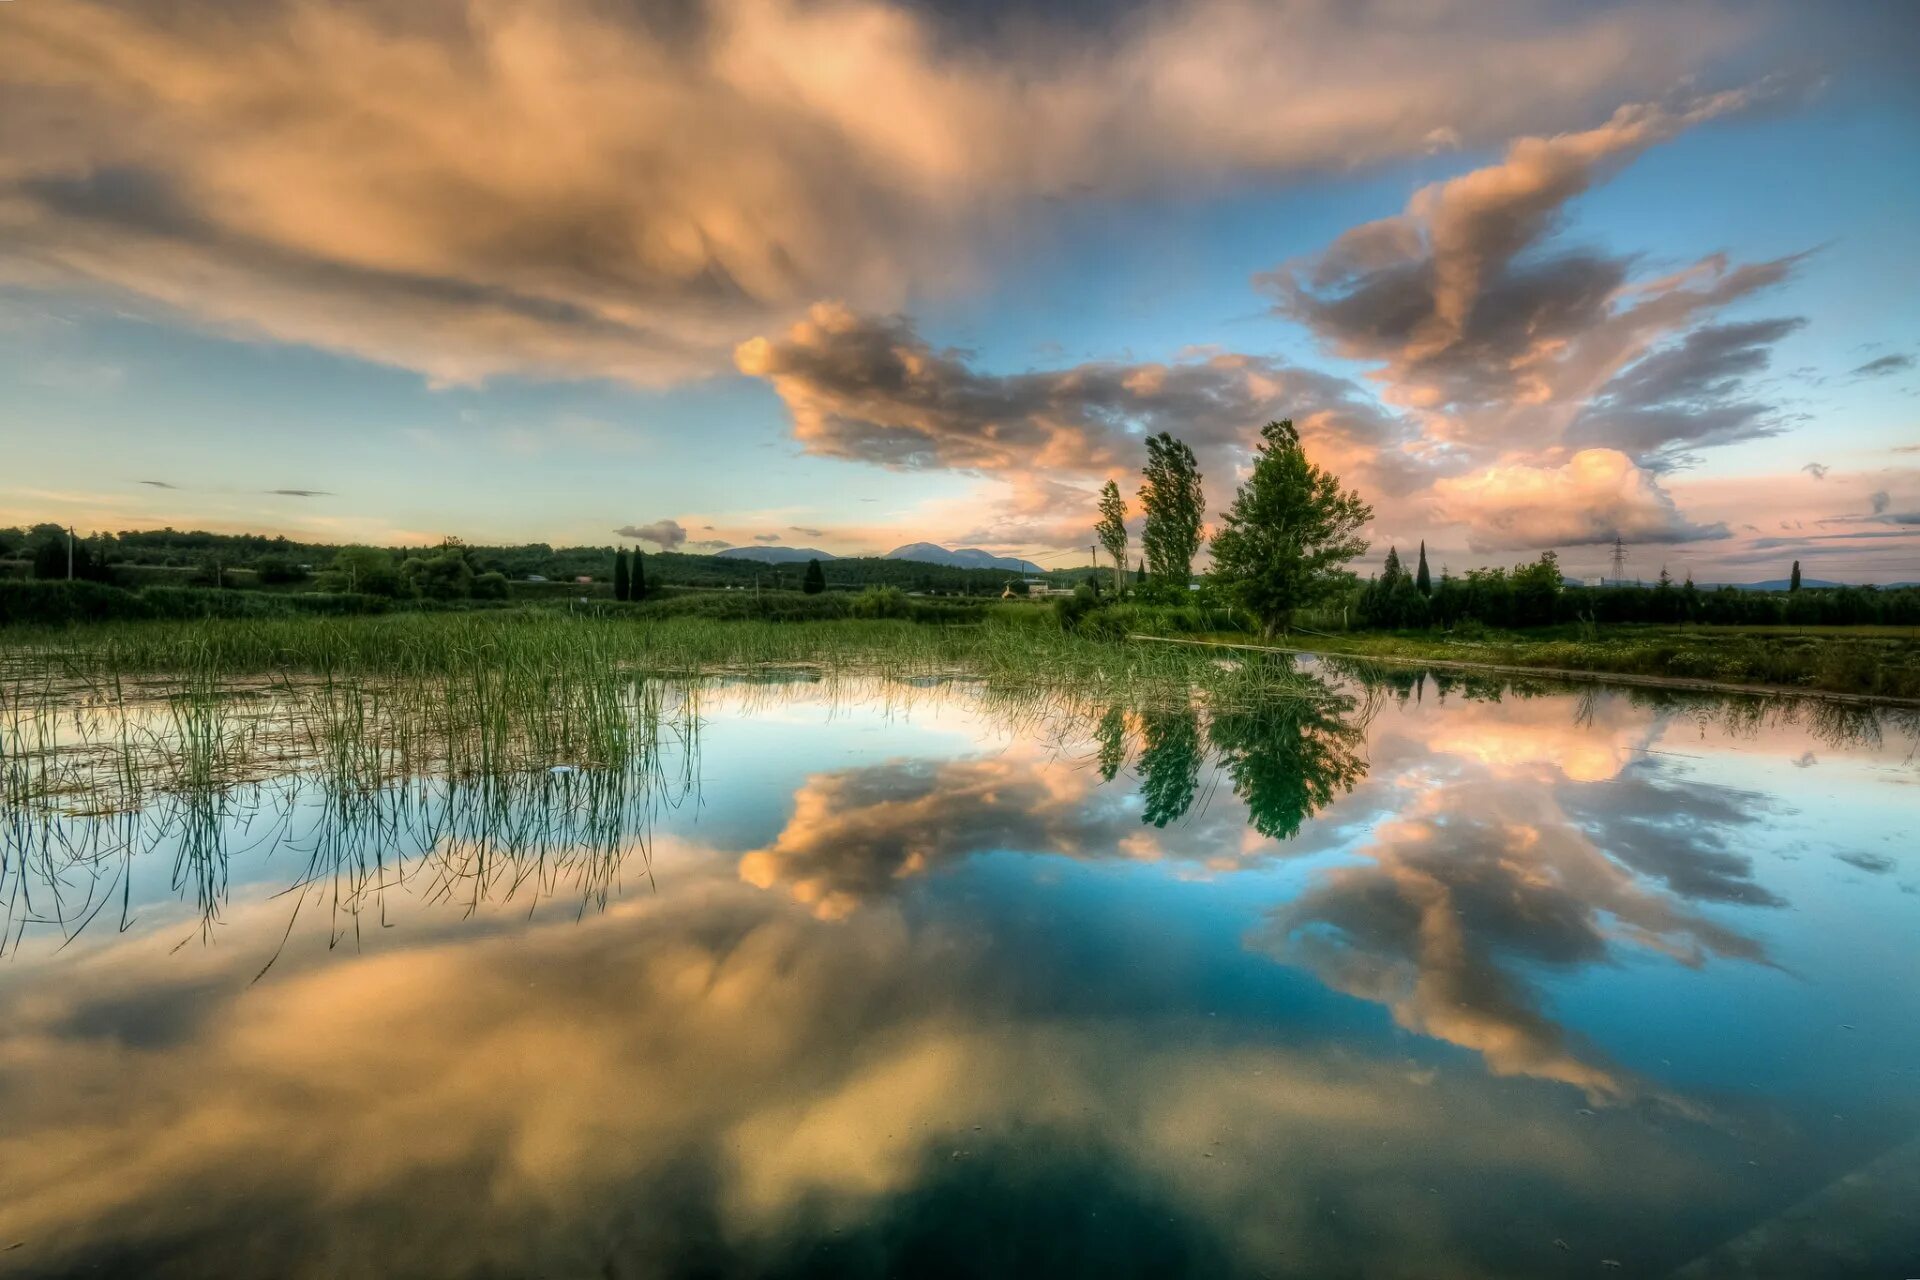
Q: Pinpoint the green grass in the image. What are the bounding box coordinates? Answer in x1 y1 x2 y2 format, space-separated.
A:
1239 622 1920 700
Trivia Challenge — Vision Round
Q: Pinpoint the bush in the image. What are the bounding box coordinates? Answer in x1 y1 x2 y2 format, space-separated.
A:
849 586 909 620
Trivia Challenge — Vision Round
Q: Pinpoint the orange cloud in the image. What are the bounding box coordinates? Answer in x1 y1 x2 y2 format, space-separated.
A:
1 0 1747 386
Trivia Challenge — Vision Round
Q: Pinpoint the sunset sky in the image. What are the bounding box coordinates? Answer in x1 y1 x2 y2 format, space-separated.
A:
2 0 1916 580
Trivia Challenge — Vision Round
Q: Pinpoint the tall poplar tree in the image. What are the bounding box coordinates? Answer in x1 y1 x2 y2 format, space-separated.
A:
631 551 647 600
1416 541 1431 596
1139 432 1204 586
1789 560 1801 592
613 548 630 601
1095 480 1129 595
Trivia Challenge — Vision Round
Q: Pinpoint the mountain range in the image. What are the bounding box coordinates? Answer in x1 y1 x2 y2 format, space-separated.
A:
714 543 1044 573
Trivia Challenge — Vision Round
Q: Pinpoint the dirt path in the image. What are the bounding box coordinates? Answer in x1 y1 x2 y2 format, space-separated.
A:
1126 634 1920 708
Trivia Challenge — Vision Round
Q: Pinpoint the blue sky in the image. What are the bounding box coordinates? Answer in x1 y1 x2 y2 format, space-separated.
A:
2 0 1916 579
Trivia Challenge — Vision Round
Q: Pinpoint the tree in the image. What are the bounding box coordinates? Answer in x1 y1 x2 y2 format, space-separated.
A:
1139 432 1204 586
1790 560 1802 592
631 551 647 601
472 571 510 600
401 550 473 600
1416 541 1431 596
803 558 827 594
328 546 404 597
1095 480 1129 595
1208 420 1372 635
613 548 631 602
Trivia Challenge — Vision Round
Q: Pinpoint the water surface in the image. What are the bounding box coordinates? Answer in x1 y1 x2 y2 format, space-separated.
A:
4 663 1917 1277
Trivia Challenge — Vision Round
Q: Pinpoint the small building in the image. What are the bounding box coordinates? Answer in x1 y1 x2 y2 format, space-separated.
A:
574 575 594 585
525 574 547 583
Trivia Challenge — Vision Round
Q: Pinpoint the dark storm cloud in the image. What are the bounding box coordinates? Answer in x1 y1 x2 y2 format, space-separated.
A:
613 520 688 550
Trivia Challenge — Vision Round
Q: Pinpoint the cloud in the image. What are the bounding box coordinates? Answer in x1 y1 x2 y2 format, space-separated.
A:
613 519 687 550
137 479 178 489
266 488 332 497
1801 462 1830 480
737 302 1421 507
1263 93 1805 471
689 539 733 551
788 526 825 538
1569 318 1804 467
1851 353 1915 378
1429 449 1727 551
0 0 1750 386
1871 490 1891 514
752 533 781 543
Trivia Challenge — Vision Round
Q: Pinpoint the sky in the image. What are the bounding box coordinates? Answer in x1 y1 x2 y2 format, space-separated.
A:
1 0 1917 581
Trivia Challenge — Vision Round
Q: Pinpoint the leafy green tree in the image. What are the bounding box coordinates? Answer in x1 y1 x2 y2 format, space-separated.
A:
1416 541 1431 596
1208 420 1372 636
254 555 307 585
327 546 404 597
613 548 631 602
1510 550 1562 626
1139 432 1204 586
401 550 473 600
803 558 827 594
1095 480 1129 595
1790 560 1801 592
472 571 510 600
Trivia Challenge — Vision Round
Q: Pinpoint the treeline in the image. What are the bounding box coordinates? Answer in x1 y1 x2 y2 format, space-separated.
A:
0 524 1064 597
1351 548 1920 630
0 579 990 628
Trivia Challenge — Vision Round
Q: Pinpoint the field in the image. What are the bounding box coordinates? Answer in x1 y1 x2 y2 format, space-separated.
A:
1241 622 1920 701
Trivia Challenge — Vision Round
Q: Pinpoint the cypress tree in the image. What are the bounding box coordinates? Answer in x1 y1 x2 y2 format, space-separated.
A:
632 551 647 600
1789 560 1801 592
1415 541 1431 596
613 548 630 602
803 558 827 594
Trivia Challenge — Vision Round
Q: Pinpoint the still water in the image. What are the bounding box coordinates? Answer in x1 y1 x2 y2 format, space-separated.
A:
3 661 1917 1277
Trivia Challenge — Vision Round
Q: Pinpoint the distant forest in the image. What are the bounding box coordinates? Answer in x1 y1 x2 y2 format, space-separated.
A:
0 523 1088 597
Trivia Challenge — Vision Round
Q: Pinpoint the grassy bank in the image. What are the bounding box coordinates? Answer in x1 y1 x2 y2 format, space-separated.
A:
1253 623 1920 700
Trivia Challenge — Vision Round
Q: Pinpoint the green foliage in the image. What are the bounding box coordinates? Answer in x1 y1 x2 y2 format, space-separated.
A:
1140 432 1204 587
472 571 511 600
254 555 308 585
632 551 647 601
326 546 405 597
1790 560 1801 592
613 549 631 602
1207 420 1372 634
1095 480 1129 595
802 558 827 594
848 586 909 619
400 550 474 601
1415 541 1431 596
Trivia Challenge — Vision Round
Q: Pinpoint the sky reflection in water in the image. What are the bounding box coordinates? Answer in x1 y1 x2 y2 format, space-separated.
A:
3 664 1918 1278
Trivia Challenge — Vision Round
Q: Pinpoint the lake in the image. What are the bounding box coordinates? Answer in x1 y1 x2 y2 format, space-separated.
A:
3 660 1917 1277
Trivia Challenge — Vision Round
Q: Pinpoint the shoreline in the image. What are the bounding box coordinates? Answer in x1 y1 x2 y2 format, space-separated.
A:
1127 633 1920 709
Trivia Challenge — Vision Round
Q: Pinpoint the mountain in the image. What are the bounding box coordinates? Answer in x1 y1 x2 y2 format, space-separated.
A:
884 542 1044 573
712 546 837 565
1719 578 1845 591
